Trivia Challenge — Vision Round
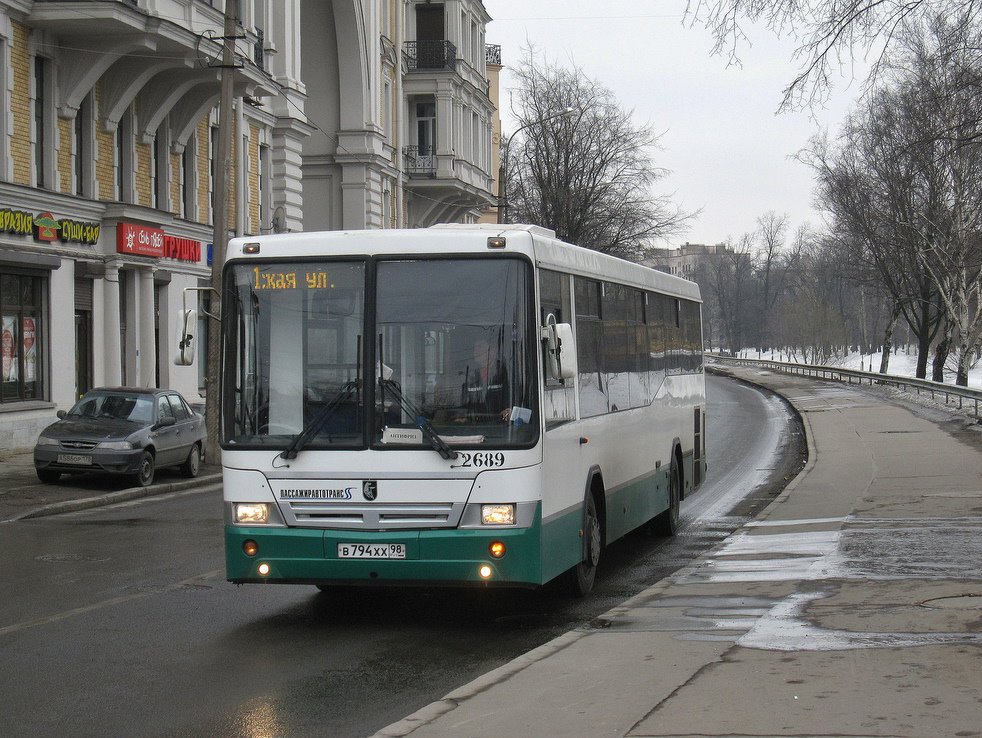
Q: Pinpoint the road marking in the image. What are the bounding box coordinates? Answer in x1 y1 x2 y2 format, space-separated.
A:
0 569 223 637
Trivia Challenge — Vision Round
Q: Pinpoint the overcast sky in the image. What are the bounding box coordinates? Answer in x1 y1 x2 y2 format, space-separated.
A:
484 0 864 246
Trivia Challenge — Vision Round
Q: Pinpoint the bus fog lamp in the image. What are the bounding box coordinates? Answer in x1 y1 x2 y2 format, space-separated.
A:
235 503 269 524
243 540 259 557
489 541 506 558
479 565 493 579
481 504 515 525
258 562 271 576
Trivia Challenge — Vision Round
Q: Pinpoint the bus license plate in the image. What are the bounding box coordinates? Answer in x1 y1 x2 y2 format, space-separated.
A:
57 453 92 466
337 543 406 559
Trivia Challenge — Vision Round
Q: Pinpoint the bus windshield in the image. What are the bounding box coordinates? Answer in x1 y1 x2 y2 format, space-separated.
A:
224 260 367 447
375 258 537 449
223 257 537 450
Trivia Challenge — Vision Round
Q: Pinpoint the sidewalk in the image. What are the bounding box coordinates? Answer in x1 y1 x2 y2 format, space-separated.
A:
374 366 982 738
0 447 221 522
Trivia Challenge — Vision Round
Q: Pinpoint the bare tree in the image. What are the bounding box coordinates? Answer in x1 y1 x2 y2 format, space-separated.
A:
506 49 692 260
705 235 755 352
685 0 982 109
806 12 982 384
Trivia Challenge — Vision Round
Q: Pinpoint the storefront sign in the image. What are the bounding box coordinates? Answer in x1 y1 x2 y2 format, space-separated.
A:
163 235 202 263
0 208 100 245
117 222 165 258
117 222 201 263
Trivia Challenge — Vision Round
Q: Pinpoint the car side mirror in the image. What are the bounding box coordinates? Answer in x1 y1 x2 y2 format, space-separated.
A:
542 320 576 380
56 409 67 419
154 416 176 429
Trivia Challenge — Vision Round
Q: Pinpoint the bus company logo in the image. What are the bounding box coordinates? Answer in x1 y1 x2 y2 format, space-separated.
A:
362 480 378 501
279 487 354 500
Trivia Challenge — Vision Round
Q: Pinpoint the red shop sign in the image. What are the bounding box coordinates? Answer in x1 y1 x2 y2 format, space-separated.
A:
116 222 164 258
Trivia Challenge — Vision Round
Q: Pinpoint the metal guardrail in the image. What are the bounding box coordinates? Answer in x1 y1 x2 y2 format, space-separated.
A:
708 354 982 421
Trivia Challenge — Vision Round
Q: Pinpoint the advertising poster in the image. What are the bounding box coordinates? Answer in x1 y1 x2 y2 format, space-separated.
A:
23 316 35 382
1 315 17 382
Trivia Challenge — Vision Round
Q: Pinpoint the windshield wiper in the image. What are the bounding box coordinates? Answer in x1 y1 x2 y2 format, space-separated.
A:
280 380 359 460
379 378 458 461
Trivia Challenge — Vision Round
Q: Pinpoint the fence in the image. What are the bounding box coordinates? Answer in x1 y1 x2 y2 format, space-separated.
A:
708 354 982 421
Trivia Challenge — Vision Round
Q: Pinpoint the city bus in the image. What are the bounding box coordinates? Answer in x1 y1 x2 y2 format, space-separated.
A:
193 224 706 595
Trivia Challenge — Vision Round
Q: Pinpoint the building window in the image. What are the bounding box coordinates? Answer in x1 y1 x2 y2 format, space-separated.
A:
74 94 94 198
116 111 133 202
416 100 436 151
472 112 479 165
210 124 218 223
181 134 196 220
1 273 44 403
34 57 47 188
383 79 392 139
150 131 159 209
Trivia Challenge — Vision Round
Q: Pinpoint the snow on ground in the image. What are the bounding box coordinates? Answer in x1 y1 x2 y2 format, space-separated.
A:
731 347 981 389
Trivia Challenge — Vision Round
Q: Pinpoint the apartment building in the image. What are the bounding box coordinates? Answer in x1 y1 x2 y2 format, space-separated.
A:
298 0 497 230
0 0 499 448
644 242 733 281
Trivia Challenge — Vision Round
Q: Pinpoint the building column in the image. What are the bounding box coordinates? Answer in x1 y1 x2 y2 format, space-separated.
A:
102 262 122 386
271 117 315 232
91 273 105 388
49 260 77 408
436 92 455 178
138 267 156 388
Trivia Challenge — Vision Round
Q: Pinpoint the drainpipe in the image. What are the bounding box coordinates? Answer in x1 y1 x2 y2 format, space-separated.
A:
395 0 405 228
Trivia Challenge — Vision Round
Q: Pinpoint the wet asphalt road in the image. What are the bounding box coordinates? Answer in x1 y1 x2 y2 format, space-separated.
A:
0 374 804 738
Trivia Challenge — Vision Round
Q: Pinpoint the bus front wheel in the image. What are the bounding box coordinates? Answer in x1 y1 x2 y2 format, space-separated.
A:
567 492 602 597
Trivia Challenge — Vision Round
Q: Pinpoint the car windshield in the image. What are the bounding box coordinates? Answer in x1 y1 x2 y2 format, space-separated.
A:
69 392 155 423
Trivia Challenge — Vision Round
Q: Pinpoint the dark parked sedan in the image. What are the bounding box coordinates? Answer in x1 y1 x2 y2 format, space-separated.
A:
34 387 206 487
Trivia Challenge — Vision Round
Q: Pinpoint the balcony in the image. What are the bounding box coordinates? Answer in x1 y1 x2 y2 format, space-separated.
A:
486 44 501 66
404 40 457 72
404 146 437 178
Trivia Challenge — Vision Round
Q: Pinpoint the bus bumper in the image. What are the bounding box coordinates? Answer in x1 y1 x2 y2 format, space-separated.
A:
225 518 544 587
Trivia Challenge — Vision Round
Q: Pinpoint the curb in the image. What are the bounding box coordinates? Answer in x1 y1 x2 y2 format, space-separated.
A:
372 629 589 738
3 471 223 522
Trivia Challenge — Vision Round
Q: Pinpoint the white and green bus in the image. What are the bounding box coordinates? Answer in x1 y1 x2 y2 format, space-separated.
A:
209 224 705 595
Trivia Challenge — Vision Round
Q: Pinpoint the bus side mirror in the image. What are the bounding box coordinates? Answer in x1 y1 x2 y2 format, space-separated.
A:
174 309 196 366
543 322 576 380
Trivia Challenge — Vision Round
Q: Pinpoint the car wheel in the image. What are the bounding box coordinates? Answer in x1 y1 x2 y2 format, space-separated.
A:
36 469 60 483
135 450 155 487
180 443 201 478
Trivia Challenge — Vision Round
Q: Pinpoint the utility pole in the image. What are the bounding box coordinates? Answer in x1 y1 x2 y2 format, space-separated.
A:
205 1 239 464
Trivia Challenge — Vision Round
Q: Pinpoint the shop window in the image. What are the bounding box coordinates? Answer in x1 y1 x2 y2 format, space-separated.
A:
1 273 44 403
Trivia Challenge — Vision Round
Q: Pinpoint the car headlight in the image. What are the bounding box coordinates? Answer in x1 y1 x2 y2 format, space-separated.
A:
96 440 135 450
234 503 270 524
35 436 60 447
481 504 515 525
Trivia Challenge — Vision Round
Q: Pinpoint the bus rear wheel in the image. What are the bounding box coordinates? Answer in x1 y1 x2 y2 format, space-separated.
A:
567 492 601 597
651 459 681 537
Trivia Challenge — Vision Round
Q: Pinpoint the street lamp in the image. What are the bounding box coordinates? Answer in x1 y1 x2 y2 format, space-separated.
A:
497 107 575 224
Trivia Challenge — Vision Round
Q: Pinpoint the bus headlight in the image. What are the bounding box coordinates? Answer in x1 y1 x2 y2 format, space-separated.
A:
234 503 270 524
481 504 515 525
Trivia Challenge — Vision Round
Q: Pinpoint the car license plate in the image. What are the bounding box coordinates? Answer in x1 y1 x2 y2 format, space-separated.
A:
57 453 92 466
337 543 406 559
